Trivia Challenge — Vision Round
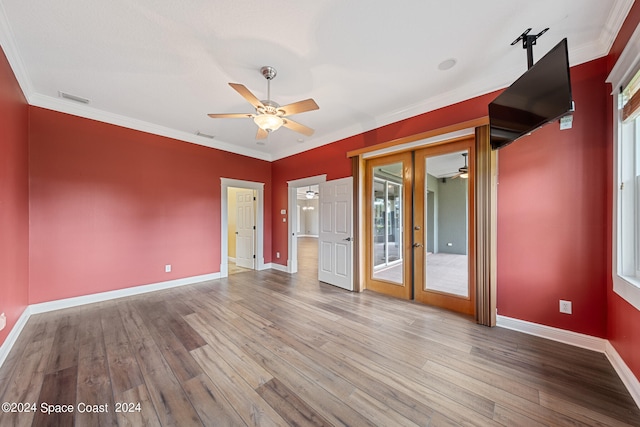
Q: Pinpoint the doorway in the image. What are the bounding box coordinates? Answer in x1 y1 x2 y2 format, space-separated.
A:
220 178 265 278
295 185 320 275
228 187 256 274
365 138 475 315
287 175 327 274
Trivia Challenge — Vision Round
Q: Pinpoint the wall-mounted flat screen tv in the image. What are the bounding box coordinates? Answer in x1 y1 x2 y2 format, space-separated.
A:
489 38 572 150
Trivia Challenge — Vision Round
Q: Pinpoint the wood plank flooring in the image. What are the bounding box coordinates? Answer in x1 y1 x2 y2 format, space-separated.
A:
1 239 639 426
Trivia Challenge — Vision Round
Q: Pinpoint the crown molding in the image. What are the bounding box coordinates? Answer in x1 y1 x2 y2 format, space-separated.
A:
0 6 273 162
599 0 636 55
3 0 634 163
0 1 33 102
29 93 272 161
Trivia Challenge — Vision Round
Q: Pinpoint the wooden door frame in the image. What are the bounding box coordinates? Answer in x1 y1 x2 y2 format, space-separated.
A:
364 151 414 299
347 119 497 326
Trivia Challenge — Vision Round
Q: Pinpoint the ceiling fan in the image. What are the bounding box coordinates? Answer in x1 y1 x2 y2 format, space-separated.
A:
305 186 319 199
451 153 469 179
208 66 319 140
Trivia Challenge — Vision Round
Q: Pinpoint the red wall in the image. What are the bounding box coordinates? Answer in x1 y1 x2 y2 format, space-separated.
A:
29 107 272 304
273 60 613 338
0 46 29 346
271 92 498 264
496 58 609 337
606 6 640 382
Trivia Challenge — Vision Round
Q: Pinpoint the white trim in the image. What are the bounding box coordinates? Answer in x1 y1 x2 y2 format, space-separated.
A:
607 19 640 90
31 95 272 161
0 272 218 369
29 273 219 314
599 0 636 58
287 175 327 274
498 315 640 409
220 178 265 278
0 307 31 369
0 2 33 101
606 21 640 311
0 5 271 162
606 341 640 408
227 257 236 263
496 315 607 352
269 262 290 273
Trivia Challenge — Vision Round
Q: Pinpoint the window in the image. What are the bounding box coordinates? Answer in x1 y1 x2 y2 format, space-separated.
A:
617 90 640 280
610 40 640 310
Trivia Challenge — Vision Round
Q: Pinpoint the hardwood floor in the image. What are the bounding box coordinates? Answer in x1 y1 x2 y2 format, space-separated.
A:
1 242 639 426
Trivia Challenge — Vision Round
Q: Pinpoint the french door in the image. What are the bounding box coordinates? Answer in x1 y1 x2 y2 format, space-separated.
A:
365 138 476 315
365 152 413 299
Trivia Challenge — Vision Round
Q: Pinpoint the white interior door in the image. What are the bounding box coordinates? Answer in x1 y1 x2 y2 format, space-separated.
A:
236 190 255 269
318 177 353 290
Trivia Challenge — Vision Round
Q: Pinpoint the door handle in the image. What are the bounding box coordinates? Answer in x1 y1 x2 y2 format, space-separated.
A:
343 237 352 242
413 242 423 248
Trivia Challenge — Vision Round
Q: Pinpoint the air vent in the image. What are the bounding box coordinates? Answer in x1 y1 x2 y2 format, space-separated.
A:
58 91 90 104
195 131 215 139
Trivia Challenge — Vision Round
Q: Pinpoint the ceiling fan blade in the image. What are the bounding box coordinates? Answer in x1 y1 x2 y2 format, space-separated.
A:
229 83 264 109
282 118 314 136
256 127 269 140
278 98 319 116
207 113 254 119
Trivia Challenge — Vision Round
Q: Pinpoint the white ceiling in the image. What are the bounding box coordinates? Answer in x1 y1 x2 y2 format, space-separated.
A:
0 0 633 161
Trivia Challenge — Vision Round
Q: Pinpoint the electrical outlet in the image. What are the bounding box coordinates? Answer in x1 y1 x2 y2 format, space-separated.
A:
0 312 6 331
165 264 172 273
276 252 280 258
559 300 572 314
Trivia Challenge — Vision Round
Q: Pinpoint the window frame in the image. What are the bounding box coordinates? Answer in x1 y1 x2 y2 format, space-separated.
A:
607 23 640 311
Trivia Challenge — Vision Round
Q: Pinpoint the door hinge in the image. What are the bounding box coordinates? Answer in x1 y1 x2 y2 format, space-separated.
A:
620 182 624 190
253 225 256 230
253 254 256 259
253 196 256 201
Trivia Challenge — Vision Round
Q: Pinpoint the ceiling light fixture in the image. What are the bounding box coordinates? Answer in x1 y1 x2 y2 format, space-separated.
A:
253 114 284 132
306 190 315 199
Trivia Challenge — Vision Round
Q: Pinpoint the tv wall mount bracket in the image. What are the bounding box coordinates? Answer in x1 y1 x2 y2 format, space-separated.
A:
511 27 549 69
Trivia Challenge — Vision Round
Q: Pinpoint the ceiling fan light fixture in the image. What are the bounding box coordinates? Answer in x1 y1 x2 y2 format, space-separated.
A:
306 190 315 199
253 114 283 132
460 172 468 179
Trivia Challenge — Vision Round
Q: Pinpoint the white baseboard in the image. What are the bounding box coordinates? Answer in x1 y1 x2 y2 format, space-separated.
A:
605 341 640 408
258 262 272 271
29 272 220 314
0 307 31 369
227 257 236 263
496 315 607 352
0 272 220 370
497 315 640 408
270 263 290 273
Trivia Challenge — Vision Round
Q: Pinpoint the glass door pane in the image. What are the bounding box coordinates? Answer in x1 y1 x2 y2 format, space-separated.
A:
414 138 475 315
424 150 469 297
372 163 403 284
